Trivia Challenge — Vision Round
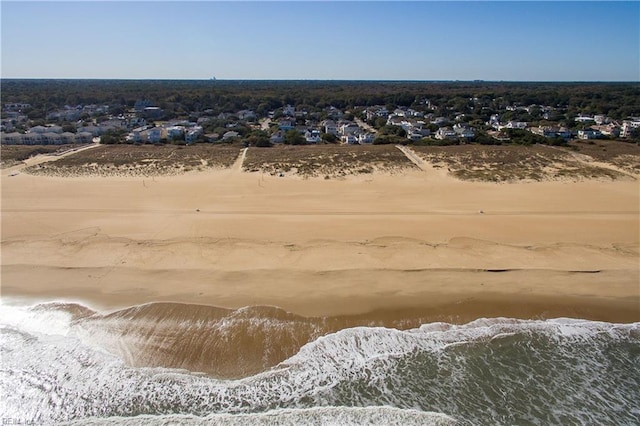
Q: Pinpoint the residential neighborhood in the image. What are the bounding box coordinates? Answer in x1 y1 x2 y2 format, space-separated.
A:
2 84 640 148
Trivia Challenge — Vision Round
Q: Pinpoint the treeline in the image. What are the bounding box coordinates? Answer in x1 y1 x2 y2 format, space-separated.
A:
2 79 639 120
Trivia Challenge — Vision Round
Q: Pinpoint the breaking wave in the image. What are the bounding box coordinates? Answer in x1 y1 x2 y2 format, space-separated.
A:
1 302 638 425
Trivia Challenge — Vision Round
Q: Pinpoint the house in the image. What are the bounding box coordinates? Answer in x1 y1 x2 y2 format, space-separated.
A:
530 126 571 139
270 130 285 144
146 127 164 143
185 126 203 143
453 123 475 139
134 99 154 111
498 121 527 131
75 132 93 143
435 127 457 140
22 133 42 145
141 107 165 120
282 105 296 116
406 108 423 117
278 117 296 131
592 124 620 138
386 115 404 127
1 132 24 145
304 130 322 144
237 110 256 120
431 117 448 125
342 134 358 144
325 106 344 119
222 130 240 141
323 120 338 135
60 132 76 144
407 129 425 141
487 130 510 142
594 115 608 125
29 125 62 134
77 125 103 136
4 103 31 112
340 123 361 136
40 132 63 145
575 115 595 123
166 126 185 140
365 106 389 121
47 108 81 122
577 128 601 140
358 133 375 144
204 133 220 143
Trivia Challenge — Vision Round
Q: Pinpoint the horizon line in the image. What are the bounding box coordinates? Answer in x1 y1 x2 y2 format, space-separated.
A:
2 78 639 84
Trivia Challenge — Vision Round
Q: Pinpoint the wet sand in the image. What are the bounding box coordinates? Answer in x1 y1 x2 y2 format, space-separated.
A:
1 163 639 323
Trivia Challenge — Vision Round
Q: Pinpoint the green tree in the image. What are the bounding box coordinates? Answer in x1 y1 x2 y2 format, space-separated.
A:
321 132 338 143
284 129 305 145
379 125 407 137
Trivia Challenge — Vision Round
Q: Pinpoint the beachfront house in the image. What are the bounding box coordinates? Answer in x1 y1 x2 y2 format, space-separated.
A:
435 127 457 140
453 123 475 140
270 130 285 144
146 127 164 143
358 133 375 144
323 120 338 135
185 127 203 143
577 128 602 140
304 130 322 144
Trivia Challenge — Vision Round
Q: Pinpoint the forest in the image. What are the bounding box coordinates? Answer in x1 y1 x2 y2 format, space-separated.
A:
2 79 639 122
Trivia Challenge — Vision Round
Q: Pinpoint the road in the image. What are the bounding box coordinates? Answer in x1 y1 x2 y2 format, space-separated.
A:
354 117 377 134
2 143 102 178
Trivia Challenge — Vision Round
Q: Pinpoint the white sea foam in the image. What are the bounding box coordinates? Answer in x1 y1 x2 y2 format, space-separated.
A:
0 303 74 336
60 406 459 426
1 303 638 425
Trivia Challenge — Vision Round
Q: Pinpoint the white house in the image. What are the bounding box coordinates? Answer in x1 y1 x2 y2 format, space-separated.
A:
497 121 527 131
575 115 595 123
594 115 608 125
435 127 457 140
340 123 360 136
453 123 475 139
304 130 322 144
358 133 375 144
577 128 601 140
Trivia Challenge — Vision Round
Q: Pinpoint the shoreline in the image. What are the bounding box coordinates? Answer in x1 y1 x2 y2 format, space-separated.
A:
2 273 638 324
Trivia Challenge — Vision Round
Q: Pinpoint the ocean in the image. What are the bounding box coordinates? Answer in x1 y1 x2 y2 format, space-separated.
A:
1 302 638 425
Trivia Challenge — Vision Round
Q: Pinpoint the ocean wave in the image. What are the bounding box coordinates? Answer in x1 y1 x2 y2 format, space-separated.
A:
1 302 638 425
60 406 459 426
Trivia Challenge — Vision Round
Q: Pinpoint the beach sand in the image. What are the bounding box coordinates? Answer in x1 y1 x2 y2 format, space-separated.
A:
2 158 638 323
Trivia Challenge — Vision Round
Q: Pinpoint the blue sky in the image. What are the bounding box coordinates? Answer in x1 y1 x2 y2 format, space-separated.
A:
1 1 638 81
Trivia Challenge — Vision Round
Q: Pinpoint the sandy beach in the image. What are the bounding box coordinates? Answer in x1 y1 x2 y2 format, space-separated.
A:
2 151 638 324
